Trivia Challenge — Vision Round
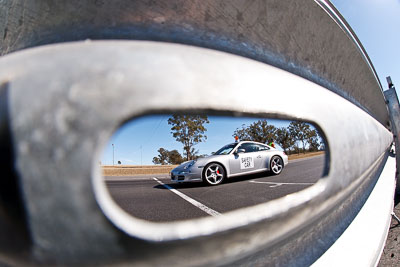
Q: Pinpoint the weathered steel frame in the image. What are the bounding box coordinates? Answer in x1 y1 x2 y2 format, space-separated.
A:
0 41 393 266
0 0 396 265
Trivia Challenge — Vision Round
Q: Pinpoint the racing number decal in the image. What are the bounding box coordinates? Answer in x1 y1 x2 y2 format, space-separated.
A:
240 156 254 169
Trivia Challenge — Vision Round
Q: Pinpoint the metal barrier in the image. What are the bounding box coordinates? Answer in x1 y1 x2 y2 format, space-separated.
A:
384 79 400 176
0 1 395 266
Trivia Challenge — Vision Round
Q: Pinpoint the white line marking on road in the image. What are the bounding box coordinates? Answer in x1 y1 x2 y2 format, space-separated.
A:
249 180 314 188
152 177 221 217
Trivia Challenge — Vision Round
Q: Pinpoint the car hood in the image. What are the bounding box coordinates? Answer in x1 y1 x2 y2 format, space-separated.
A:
195 154 227 165
206 154 222 160
172 160 195 172
173 155 224 170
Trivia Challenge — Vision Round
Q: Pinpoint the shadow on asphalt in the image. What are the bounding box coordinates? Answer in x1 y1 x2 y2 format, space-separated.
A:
390 181 400 229
390 222 400 230
390 193 400 230
395 191 400 206
225 171 274 184
154 171 274 190
394 173 400 206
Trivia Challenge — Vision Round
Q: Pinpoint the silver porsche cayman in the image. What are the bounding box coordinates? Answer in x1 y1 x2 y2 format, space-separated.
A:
171 141 289 186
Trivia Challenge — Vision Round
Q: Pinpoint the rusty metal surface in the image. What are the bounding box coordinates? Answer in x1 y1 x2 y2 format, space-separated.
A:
0 0 389 126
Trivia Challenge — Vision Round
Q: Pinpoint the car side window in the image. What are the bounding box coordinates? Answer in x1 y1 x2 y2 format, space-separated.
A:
238 143 267 153
238 143 253 153
257 144 270 151
250 144 259 152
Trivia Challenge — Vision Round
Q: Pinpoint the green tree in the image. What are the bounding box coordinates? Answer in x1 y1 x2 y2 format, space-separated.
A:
168 115 209 161
152 148 169 165
167 149 184 164
232 120 277 144
152 148 184 165
288 121 314 154
275 127 295 154
306 129 321 152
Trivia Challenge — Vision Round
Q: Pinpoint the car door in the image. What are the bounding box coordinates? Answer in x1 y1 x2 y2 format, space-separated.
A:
229 143 263 175
254 144 271 170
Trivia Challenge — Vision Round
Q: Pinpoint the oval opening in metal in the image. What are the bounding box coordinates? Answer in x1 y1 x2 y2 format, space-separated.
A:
99 113 328 223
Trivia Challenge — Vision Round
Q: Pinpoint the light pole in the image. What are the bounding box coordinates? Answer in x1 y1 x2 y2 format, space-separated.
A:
112 143 114 166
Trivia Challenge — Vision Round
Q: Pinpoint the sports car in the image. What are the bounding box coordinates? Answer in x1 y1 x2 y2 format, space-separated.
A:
170 141 289 185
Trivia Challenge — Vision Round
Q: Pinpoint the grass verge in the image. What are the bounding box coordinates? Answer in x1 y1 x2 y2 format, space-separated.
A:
287 151 325 160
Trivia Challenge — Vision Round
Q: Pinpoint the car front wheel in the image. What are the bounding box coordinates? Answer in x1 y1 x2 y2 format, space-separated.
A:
203 163 225 185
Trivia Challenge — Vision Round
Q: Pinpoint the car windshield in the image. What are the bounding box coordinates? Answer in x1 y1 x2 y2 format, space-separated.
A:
214 143 237 155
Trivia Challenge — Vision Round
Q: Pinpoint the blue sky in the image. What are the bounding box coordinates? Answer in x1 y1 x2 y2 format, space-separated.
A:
330 0 400 91
101 0 400 165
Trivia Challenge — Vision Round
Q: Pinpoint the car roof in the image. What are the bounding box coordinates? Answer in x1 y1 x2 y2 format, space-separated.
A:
237 140 269 146
221 141 271 148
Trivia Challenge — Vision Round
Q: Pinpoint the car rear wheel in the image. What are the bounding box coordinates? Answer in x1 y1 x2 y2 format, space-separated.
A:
270 156 283 175
203 163 225 185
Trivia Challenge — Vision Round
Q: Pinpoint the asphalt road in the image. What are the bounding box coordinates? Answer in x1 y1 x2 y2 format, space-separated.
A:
105 155 325 222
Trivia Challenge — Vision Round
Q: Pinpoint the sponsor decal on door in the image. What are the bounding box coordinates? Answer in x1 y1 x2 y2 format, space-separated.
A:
240 156 254 169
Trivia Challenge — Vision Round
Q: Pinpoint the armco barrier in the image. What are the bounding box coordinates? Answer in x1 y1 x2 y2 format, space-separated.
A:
0 1 396 266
